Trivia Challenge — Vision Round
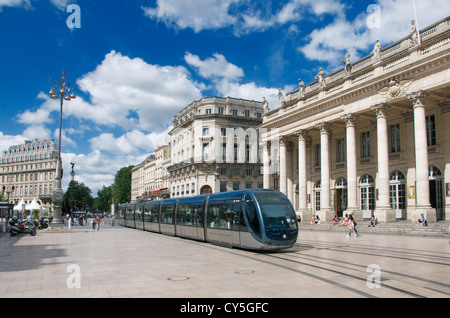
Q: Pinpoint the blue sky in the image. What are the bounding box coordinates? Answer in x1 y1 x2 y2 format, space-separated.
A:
0 0 448 195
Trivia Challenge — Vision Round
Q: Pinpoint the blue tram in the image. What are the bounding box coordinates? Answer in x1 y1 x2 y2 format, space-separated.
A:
117 189 298 250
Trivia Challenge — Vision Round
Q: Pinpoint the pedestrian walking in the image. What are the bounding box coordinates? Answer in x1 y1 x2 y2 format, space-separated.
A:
92 215 96 230
349 213 359 237
95 214 101 230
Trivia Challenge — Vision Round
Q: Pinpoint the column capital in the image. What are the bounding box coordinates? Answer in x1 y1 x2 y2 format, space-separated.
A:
341 113 359 127
408 90 427 108
295 129 310 141
316 122 331 134
279 136 289 146
371 103 389 118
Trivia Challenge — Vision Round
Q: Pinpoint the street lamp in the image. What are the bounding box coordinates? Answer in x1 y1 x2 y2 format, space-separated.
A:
48 69 76 228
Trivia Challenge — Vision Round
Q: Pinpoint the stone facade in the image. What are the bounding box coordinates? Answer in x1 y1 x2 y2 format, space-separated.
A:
259 17 450 223
0 139 58 213
168 97 264 197
131 145 171 202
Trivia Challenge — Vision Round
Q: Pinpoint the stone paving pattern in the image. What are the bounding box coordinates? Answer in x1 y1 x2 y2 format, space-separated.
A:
0 222 449 298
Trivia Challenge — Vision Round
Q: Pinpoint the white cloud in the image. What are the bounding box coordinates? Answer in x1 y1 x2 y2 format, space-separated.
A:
143 0 347 35
61 150 148 195
49 0 72 10
76 50 202 132
142 0 239 33
0 0 30 11
0 131 28 152
185 51 294 109
184 52 244 81
298 0 450 66
89 127 171 155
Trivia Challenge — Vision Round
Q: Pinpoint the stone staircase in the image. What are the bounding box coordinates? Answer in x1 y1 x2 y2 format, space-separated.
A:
298 220 450 237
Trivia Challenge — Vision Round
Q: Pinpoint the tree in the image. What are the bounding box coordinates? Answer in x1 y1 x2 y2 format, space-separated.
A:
112 165 133 204
63 180 93 213
95 185 113 212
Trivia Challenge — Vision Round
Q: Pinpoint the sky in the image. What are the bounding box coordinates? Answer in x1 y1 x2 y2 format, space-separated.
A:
0 0 448 196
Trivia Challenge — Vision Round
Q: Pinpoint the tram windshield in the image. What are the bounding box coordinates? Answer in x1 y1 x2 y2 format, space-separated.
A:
252 191 298 236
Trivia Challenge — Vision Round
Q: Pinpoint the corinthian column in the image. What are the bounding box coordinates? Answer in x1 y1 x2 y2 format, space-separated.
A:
316 122 333 221
408 91 436 222
371 104 395 222
295 129 309 219
279 136 288 195
341 113 361 221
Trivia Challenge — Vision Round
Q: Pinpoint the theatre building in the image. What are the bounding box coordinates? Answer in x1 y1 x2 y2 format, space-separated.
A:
259 17 450 223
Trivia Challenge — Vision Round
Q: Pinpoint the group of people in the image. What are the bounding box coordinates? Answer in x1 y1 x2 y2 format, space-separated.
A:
64 213 103 230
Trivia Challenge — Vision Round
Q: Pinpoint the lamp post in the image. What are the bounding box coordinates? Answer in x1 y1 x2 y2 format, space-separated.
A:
48 69 76 228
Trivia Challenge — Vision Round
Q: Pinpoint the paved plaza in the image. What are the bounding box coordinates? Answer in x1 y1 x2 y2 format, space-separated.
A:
0 222 449 301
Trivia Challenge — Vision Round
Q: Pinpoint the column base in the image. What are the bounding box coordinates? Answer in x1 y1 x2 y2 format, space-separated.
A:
374 207 396 223
410 207 437 223
296 209 310 223
317 208 334 222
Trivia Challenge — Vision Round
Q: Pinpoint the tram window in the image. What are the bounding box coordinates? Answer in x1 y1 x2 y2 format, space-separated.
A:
126 206 134 220
253 191 298 232
135 205 143 221
144 203 159 223
177 204 204 227
160 205 175 224
118 206 125 219
244 195 261 236
207 201 233 229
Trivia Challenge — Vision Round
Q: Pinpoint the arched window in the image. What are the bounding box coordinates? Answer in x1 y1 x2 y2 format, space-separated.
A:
360 174 374 218
390 170 405 218
429 166 443 219
335 177 348 215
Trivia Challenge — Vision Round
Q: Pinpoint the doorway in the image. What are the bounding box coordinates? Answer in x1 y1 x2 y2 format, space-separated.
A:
335 177 347 218
429 166 443 220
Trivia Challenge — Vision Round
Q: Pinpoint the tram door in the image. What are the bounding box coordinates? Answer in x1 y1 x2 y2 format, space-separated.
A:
230 199 241 247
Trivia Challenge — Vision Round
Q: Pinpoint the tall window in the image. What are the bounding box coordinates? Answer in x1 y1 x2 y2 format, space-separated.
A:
203 127 209 136
426 115 436 146
315 144 321 166
389 124 401 153
336 138 345 162
315 181 321 211
361 131 371 158
203 143 210 161
245 145 250 162
221 143 226 161
360 174 374 216
390 170 405 218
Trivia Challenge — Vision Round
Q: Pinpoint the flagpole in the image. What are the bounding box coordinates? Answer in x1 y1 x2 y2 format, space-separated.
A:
412 0 421 45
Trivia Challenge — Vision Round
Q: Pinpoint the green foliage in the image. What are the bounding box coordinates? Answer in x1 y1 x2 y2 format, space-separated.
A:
63 180 93 213
95 185 113 212
112 165 133 204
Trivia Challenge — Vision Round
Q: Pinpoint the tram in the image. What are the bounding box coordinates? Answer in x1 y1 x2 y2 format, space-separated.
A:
117 189 298 250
